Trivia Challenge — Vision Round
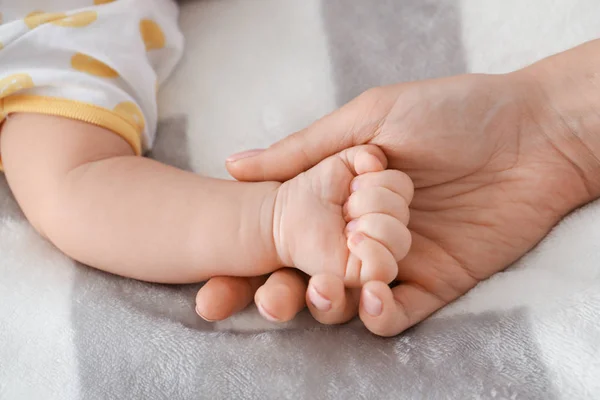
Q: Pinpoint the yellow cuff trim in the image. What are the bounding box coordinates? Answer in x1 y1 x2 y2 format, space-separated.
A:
0 95 143 156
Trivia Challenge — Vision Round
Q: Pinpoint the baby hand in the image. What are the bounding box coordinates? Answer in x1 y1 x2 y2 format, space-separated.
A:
272 145 413 287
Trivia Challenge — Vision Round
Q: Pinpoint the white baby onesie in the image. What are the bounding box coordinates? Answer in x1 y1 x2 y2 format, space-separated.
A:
0 0 183 157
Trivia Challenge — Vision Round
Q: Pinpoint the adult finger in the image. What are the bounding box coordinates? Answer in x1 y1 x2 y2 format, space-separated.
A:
254 268 308 322
358 281 446 337
226 86 399 182
195 276 266 321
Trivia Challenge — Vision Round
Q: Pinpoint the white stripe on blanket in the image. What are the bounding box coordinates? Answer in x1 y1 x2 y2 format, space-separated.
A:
159 0 337 179
0 220 80 399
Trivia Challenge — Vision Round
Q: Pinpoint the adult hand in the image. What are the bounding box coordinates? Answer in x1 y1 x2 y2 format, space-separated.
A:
196 41 600 336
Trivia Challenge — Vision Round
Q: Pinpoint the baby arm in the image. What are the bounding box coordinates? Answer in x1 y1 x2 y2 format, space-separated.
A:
1 113 282 283
1 113 411 287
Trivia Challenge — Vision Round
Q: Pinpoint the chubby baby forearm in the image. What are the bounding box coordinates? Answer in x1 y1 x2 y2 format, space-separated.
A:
46 157 282 283
1 114 282 283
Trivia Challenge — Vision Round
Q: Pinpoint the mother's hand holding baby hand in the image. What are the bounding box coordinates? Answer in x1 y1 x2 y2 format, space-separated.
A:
197 40 600 336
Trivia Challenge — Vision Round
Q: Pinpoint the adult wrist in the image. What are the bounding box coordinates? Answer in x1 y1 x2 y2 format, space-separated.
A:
514 39 600 202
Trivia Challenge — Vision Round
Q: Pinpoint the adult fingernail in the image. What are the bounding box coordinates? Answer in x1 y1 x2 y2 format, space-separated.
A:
195 306 216 322
226 148 265 162
362 290 382 317
308 286 332 312
256 302 281 322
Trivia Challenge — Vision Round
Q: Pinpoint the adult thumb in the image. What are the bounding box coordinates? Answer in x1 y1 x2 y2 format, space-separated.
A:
226 88 391 182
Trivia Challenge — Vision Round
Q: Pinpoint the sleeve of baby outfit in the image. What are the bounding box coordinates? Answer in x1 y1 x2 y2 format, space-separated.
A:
0 0 184 158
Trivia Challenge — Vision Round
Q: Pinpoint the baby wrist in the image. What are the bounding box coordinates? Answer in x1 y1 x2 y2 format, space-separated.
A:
257 181 286 271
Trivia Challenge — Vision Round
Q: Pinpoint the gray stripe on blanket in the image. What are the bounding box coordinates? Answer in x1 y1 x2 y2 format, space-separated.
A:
0 176 24 221
72 276 556 400
322 0 467 103
148 116 194 172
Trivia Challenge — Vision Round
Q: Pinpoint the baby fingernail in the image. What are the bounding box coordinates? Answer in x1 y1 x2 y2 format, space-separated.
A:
342 202 349 217
351 179 360 192
226 148 265 162
350 232 364 246
346 220 358 233
363 290 383 317
308 286 332 312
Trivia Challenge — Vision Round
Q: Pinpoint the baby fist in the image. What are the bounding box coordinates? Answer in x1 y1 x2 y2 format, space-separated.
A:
273 145 413 287
341 146 413 286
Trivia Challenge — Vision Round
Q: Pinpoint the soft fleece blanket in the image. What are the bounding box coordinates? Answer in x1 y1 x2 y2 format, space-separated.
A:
2 1 600 399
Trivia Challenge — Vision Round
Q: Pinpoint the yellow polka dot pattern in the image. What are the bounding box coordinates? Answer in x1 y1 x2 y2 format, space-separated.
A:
52 11 97 28
0 74 34 97
114 102 145 133
71 53 119 78
140 19 166 51
0 1 178 159
24 11 65 29
24 10 97 29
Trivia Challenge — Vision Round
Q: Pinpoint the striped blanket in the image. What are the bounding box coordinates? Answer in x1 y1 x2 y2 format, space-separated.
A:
1 1 599 398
